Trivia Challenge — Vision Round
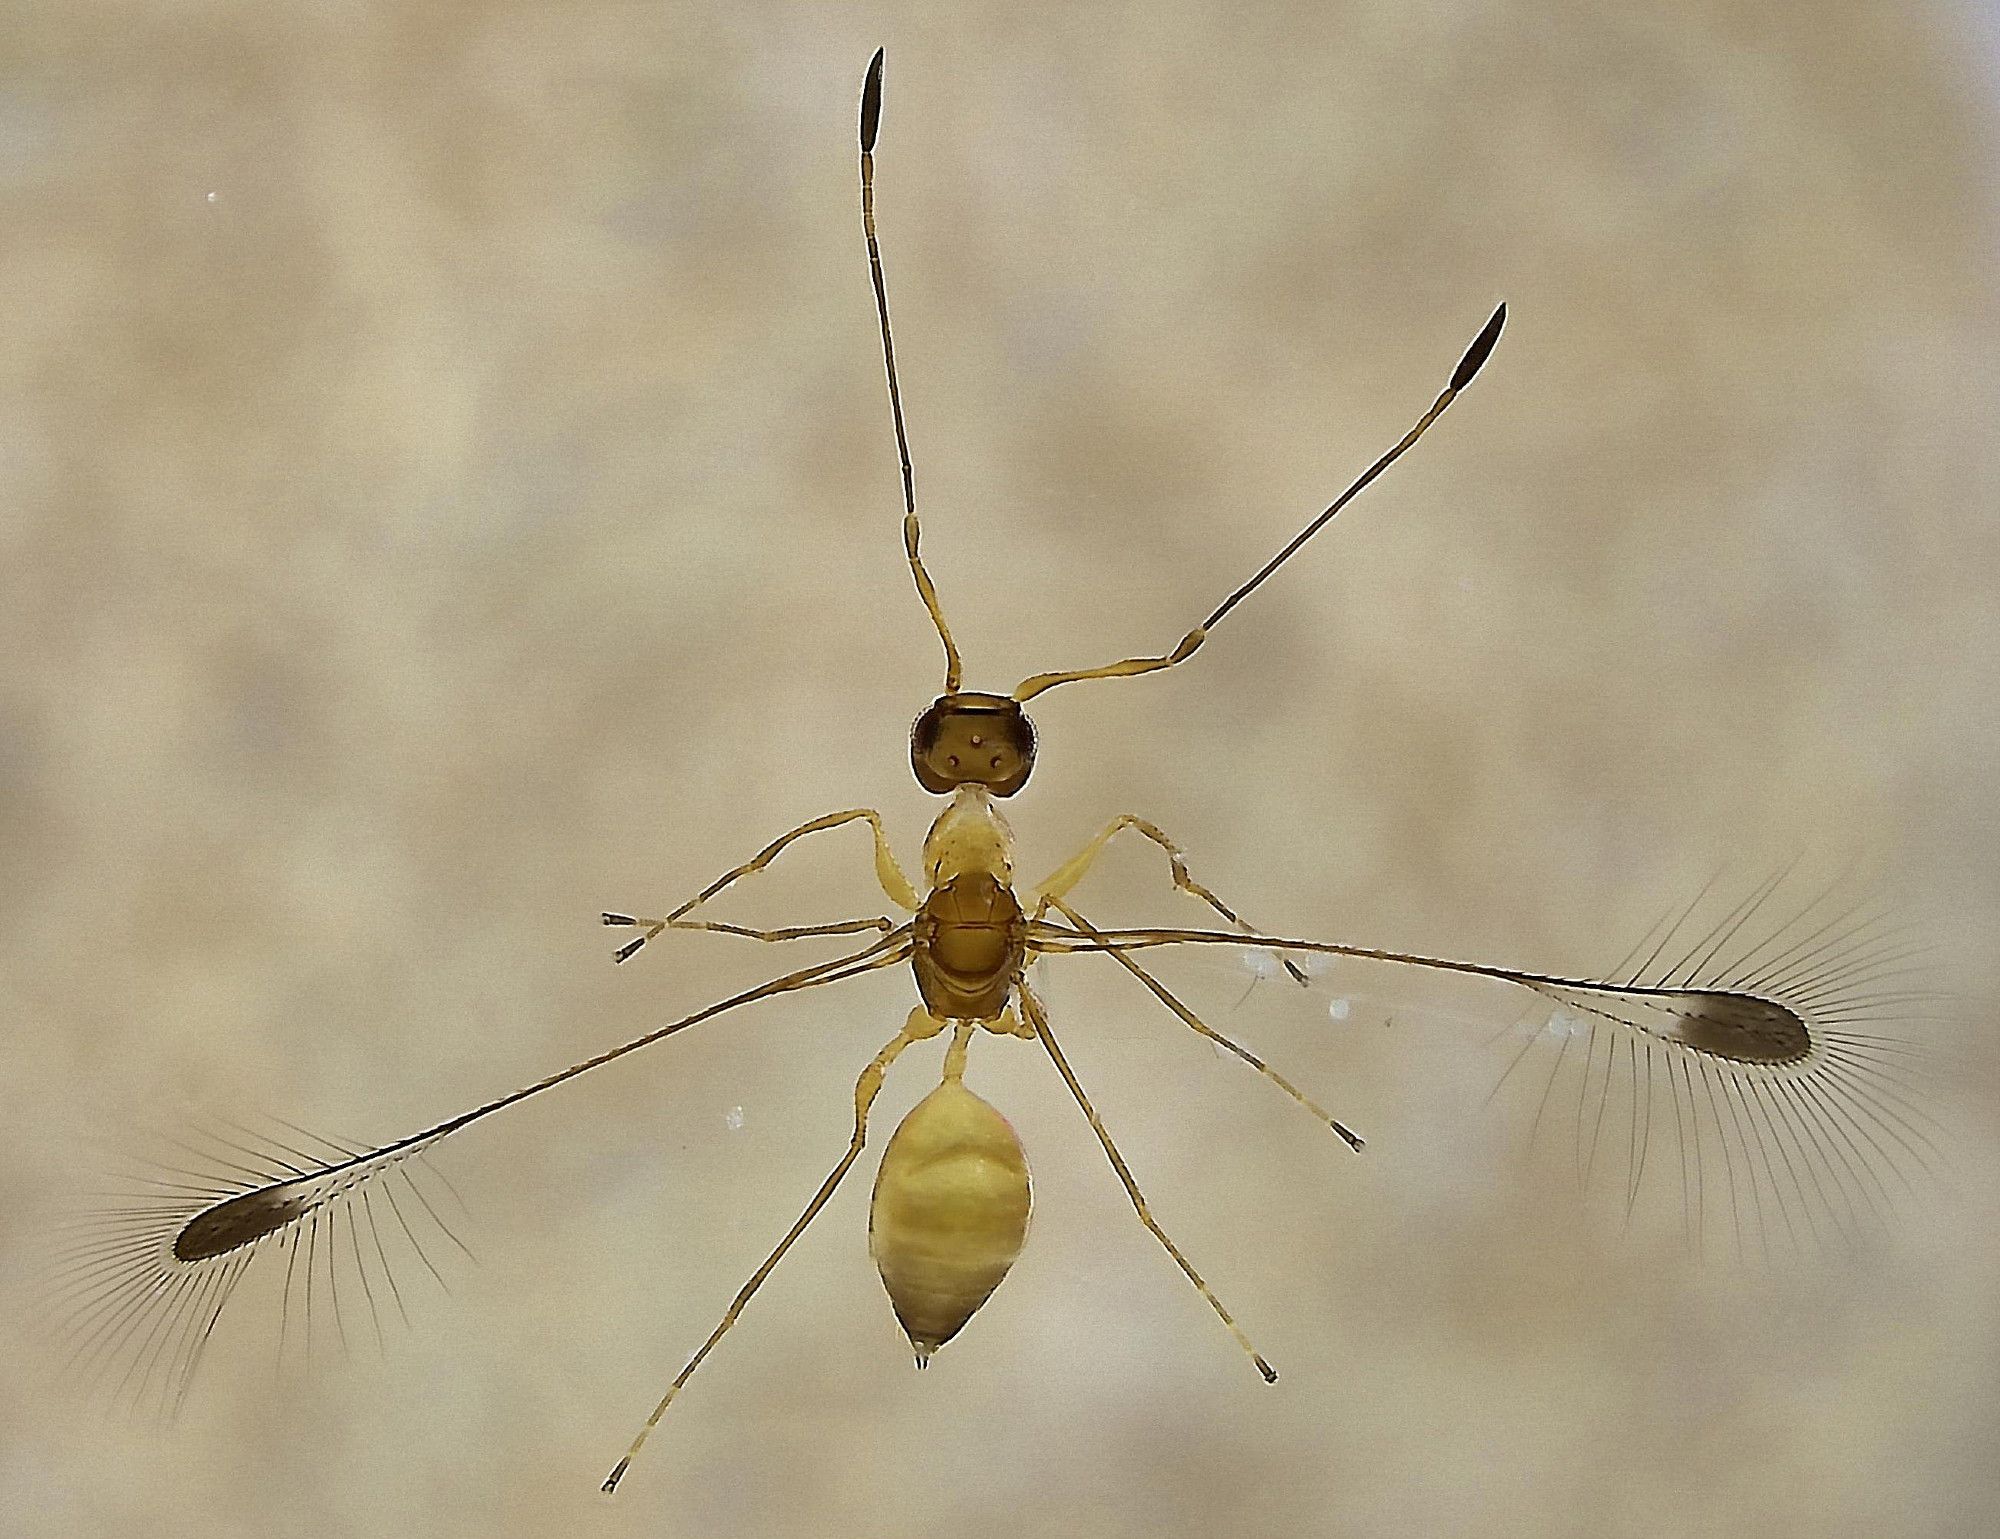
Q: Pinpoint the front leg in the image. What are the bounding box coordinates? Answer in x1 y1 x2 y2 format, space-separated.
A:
1029 814 1310 984
605 808 921 963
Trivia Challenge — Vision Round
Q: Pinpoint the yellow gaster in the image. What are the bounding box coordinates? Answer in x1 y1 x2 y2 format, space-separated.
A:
869 1079 1031 1364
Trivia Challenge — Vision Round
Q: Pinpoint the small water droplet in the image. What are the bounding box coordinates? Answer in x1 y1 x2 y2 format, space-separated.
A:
1327 997 1351 1022
724 1106 745 1132
205 190 217 204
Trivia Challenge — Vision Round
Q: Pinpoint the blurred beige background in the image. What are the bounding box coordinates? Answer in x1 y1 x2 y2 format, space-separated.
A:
3 3 1999 1536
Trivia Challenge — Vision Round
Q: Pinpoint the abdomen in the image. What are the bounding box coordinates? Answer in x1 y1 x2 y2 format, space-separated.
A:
869 1079 1032 1363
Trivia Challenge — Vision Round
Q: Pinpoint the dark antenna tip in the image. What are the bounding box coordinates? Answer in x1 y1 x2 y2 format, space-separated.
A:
1449 301 1507 392
860 48 885 154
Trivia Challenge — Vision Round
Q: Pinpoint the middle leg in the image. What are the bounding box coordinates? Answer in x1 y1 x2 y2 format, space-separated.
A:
1044 893 1365 1152
606 807 921 963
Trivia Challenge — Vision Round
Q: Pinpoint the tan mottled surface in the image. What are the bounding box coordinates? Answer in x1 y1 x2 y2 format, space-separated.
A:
4 5 1999 1537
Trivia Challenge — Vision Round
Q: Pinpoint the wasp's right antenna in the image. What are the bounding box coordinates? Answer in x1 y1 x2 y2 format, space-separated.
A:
1013 302 1507 702
860 47 963 694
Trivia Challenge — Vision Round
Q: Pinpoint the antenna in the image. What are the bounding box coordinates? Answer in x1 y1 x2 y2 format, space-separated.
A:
861 47 963 694
1012 302 1507 703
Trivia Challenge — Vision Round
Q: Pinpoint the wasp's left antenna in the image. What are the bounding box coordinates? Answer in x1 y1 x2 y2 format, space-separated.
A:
861 46 963 694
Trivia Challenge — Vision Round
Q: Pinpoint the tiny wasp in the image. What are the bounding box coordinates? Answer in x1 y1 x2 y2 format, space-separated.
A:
54 48 1945 1501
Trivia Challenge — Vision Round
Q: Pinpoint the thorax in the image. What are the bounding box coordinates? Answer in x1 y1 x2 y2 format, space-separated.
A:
912 787 1024 1021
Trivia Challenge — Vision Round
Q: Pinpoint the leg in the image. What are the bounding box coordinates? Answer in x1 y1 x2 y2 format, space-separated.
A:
605 808 921 963
1016 981 1277 1384
1046 895 1364 1152
1031 815 1310 985
601 915 899 948
602 1006 946 1495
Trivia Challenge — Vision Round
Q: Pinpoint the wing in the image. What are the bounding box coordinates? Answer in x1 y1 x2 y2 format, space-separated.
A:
43 931 912 1413
1029 867 1950 1257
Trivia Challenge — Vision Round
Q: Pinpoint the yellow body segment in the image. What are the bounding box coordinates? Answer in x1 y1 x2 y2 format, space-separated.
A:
922 784 1016 886
869 1079 1032 1362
